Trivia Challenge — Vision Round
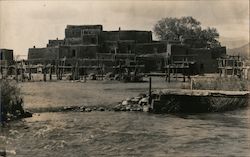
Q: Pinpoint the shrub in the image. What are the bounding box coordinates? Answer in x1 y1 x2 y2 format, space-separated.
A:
0 80 25 122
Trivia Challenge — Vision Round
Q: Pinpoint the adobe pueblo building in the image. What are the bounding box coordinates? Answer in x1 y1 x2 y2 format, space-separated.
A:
0 49 14 65
28 25 226 74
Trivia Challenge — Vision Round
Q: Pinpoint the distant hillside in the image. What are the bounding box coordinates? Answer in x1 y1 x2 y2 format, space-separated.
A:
219 37 249 49
227 43 249 59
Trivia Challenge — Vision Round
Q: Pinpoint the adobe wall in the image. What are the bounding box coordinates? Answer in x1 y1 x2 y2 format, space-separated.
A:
82 35 99 45
169 44 188 56
96 53 114 60
169 44 226 73
65 28 82 38
211 47 226 59
28 48 46 59
101 41 118 53
101 31 152 43
118 41 136 54
65 38 83 45
77 45 99 59
135 42 166 54
28 47 59 60
29 45 99 60
137 56 164 72
101 40 136 54
47 39 64 47
189 48 218 73
65 35 99 45
0 49 13 61
59 45 99 59
65 25 103 38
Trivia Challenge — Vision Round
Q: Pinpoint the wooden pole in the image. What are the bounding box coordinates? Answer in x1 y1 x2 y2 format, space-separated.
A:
168 67 170 83
225 68 227 78
119 60 122 81
224 59 227 78
58 67 61 80
175 67 178 81
149 77 152 104
165 68 167 82
190 78 193 90
49 66 52 81
218 59 223 77
0 65 2 79
101 64 104 80
59 66 62 80
84 68 86 82
76 60 79 80
72 66 74 81
43 65 46 82
15 61 18 82
56 62 59 80
232 60 235 76
28 62 31 81
20 61 23 82
3 60 7 79
183 68 185 82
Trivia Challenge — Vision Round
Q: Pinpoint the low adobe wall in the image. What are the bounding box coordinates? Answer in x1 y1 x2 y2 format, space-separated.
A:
28 47 59 60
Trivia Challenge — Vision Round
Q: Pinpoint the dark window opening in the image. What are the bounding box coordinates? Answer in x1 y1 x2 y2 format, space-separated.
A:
91 38 96 44
200 63 204 74
111 49 115 54
72 49 76 57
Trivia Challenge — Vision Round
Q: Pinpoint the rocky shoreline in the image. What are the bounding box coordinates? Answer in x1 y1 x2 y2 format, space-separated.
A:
57 94 149 113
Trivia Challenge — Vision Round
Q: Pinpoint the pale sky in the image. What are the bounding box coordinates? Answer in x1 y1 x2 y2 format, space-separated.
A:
0 0 249 57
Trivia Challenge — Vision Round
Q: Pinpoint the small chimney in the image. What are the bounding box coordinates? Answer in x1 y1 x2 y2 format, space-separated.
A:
33 46 36 48
56 37 58 40
118 27 121 41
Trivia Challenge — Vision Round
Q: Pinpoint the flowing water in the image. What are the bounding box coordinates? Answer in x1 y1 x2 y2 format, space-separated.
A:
1 79 250 156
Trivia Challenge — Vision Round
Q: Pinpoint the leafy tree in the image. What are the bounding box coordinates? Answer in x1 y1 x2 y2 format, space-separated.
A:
199 27 220 47
153 16 220 47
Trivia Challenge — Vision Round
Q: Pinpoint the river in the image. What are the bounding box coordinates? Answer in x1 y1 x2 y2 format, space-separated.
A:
0 78 249 156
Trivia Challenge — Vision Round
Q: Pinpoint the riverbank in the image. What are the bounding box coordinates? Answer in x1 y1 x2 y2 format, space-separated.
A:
19 77 190 112
18 76 249 113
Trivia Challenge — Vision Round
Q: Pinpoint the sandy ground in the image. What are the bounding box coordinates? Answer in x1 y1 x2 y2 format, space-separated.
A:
19 77 189 110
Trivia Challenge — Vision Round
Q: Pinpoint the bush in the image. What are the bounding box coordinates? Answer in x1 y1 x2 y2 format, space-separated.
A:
0 80 26 122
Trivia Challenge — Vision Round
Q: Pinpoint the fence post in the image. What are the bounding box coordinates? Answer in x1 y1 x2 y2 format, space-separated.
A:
149 77 152 104
43 65 46 82
28 62 32 81
49 66 52 81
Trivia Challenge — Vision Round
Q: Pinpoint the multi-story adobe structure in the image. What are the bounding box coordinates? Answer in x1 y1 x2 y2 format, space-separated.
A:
28 25 226 74
28 25 165 59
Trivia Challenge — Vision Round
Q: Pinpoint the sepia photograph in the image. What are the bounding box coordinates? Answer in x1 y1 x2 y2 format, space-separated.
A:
0 0 249 156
